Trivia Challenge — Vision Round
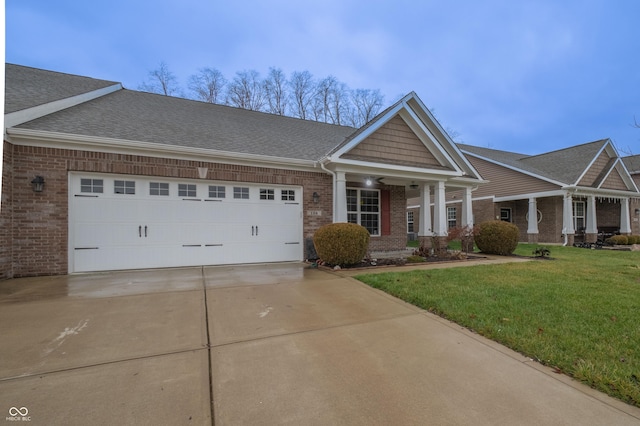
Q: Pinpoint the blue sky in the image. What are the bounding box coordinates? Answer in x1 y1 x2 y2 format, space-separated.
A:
6 0 640 155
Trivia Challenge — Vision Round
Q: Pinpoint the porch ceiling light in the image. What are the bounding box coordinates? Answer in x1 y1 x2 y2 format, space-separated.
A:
365 177 373 186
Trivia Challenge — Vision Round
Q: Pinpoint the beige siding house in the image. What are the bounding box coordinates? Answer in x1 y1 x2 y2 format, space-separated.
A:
409 140 639 245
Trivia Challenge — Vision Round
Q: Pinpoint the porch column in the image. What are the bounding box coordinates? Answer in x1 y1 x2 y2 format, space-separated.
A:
562 193 575 246
527 197 539 243
585 195 598 243
620 198 632 234
418 184 432 237
334 171 347 223
461 187 474 229
433 181 448 250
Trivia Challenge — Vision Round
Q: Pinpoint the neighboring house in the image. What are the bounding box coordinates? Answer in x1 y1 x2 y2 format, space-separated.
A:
1 64 483 278
407 140 639 246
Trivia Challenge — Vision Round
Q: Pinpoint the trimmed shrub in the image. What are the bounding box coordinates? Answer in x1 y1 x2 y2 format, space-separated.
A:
406 255 426 263
606 235 629 245
628 235 640 245
474 220 519 255
313 223 370 266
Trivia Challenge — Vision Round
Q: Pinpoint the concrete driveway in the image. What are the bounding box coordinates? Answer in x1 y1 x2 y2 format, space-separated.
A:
1 262 639 425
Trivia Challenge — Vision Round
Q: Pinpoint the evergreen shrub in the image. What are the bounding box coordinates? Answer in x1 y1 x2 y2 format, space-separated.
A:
474 220 519 255
313 223 370 266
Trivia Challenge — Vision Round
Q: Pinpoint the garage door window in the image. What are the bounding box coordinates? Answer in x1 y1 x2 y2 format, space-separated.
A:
114 180 135 195
81 178 103 193
150 182 170 196
209 185 226 198
234 187 249 199
179 184 197 197
347 188 380 235
281 190 295 201
260 189 275 200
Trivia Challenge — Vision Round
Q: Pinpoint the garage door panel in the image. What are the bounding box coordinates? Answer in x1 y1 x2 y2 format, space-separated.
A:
70 174 303 272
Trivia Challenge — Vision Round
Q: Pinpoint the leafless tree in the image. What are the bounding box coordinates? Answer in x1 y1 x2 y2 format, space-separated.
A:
226 70 266 111
348 89 384 127
188 68 226 103
289 71 315 120
263 67 288 115
138 62 182 96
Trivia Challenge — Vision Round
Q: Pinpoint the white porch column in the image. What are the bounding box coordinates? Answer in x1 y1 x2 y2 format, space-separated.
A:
334 171 347 223
433 181 447 236
527 197 539 234
620 198 632 234
418 184 432 236
461 187 474 229
585 195 598 234
562 193 575 235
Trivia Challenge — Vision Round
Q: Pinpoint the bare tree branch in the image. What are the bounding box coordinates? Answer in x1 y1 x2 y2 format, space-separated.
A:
188 68 226 103
226 70 266 111
138 62 182 96
263 67 288 115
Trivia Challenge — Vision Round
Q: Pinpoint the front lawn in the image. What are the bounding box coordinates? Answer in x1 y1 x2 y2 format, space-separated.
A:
355 244 640 406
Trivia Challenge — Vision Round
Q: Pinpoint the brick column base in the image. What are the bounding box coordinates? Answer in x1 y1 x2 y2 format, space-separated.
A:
527 234 539 244
585 233 598 244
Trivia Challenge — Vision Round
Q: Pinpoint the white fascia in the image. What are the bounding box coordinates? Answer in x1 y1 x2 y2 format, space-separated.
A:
6 128 319 172
563 185 640 200
4 83 123 130
327 157 464 178
494 190 565 202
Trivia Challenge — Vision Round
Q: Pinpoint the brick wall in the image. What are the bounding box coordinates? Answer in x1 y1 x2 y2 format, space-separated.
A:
367 185 407 252
5 144 334 277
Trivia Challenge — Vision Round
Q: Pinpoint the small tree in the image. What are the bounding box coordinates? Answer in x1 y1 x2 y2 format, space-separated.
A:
138 61 182 96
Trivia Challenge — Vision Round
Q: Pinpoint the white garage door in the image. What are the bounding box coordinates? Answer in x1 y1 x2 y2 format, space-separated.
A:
69 173 303 273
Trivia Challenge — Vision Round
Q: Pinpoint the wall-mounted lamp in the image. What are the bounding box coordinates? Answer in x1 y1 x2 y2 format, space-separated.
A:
635 208 640 215
365 177 373 186
312 192 320 203
31 175 45 193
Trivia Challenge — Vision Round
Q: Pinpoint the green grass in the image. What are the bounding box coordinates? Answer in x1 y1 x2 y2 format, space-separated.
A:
356 244 640 406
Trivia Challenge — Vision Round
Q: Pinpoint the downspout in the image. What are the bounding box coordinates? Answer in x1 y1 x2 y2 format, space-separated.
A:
319 160 337 221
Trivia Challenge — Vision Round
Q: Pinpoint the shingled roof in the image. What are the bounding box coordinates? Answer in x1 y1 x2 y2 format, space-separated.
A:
9 65 357 162
5 63 119 114
458 140 609 185
623 154 640 174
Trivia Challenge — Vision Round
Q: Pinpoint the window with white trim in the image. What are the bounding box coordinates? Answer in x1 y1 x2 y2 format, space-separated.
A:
233 187 249 199
347 188 380 235
260 189 275 200
114 180 135 195
178 183 197 197
447 207 457 229
208 185 225 198
407 211 415 233
573 201 585 231
150 182 170 196
500 208 512 222
281 190 295 201
81 178 103 193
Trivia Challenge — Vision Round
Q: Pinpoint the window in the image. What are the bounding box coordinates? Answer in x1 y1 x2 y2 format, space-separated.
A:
500 208 512 223
233 187 249 199
347 188 380 235
573 201 585 231
150 182 170 196
407 211 415 233
114 180 135 195
81 178 103 193
260 189 275 200
178 183 197 197
281 189 295 201
208 185 225 198
447 207 457 229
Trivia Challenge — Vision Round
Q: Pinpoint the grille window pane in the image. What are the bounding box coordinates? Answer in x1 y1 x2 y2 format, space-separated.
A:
114 180 135 194
346 188 380 235
178 183 197 197
281 190 295 201
209 185 226 198
234 187 249 199
81 178 103 193
150 182 170 196
260 189 275 200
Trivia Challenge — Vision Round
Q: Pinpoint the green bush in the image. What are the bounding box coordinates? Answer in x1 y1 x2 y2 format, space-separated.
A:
406 255 426 263
606 235 629 245
628 235 640 244
313 222 370 266
474 220 519 255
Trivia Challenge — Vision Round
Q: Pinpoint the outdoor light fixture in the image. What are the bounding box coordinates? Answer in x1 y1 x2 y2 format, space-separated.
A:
636 208 640 215
312 192 320 203
31 175 45 193
409 182 419 190
365 177 373 186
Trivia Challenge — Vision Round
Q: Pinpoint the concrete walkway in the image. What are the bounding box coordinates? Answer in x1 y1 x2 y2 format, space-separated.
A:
1 262 639 425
